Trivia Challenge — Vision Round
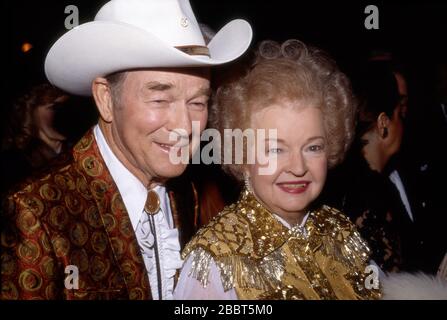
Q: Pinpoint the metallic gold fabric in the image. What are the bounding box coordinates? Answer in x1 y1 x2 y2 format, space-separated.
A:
182 188 382 300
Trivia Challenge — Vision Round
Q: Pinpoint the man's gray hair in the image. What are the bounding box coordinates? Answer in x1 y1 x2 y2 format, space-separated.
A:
105 71 128 107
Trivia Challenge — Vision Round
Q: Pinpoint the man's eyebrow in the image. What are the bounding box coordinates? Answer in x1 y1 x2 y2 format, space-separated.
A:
145 82 174 91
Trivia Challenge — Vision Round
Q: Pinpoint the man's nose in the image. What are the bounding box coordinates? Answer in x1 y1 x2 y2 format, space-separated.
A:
168 103 192 137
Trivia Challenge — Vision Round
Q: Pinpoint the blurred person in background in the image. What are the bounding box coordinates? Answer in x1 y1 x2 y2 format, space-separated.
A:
0 83 70 194
324 59 447 274
322 62 406 272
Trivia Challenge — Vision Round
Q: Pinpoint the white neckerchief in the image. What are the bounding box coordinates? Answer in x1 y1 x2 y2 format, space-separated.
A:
274 212 310 237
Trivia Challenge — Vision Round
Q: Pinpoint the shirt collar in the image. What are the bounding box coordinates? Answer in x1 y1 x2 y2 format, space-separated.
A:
93 125 171 230
273 212 309 229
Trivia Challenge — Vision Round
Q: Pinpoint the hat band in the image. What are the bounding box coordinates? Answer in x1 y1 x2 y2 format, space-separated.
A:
175 45 210 57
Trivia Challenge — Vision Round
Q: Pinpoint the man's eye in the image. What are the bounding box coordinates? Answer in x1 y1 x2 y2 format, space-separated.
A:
268 148 282 154
190 102 207 110
148 100 170 107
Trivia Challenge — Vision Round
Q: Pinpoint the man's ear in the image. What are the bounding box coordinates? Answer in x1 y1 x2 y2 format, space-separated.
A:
377 112 390 139
92 77 114 123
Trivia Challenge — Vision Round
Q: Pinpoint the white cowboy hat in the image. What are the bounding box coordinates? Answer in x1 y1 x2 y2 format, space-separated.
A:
45 0 253 96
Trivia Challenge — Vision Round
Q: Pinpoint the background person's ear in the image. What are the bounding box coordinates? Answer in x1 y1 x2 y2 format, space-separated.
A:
92 77 114 123
377 112 390 139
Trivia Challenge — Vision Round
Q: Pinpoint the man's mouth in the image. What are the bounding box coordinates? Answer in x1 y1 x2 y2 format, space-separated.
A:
155 142 188 153
155 142 174 153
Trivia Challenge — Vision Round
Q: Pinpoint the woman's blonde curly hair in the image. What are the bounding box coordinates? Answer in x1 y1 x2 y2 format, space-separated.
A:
209 39 357 180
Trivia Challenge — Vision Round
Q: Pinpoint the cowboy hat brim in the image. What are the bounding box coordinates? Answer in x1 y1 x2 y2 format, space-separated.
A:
45 19 252 95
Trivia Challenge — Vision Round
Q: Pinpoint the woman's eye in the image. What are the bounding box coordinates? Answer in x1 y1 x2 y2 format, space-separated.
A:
307 145 324 152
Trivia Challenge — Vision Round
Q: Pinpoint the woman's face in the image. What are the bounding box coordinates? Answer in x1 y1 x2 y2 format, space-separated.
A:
34 96 67 141
247 102 328 224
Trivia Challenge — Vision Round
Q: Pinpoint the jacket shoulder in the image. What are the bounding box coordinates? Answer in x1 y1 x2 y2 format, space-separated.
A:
3 152 91 223
312 205 372 266
315 205 358 232
182 203 253 260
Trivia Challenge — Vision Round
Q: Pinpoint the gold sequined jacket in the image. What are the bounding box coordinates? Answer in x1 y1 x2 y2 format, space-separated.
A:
182 188 382 300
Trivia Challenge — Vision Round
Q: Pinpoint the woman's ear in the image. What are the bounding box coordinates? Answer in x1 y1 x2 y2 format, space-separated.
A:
377 112 390 139
92 77 114 123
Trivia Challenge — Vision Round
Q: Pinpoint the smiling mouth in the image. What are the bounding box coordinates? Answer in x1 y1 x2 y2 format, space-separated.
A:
155 142 174 153
157 142 171 148
276 182 310 194
155 142 188 153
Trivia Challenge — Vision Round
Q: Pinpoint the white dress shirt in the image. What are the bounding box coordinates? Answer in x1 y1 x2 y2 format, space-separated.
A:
94 125 183 299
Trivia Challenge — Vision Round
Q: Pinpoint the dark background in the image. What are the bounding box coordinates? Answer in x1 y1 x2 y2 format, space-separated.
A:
2 0 447 137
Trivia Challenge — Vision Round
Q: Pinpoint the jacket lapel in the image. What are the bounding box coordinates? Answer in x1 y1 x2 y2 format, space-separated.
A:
73 129 152 299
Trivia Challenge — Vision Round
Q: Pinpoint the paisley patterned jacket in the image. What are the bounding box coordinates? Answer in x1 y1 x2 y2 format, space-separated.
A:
1 129 200 299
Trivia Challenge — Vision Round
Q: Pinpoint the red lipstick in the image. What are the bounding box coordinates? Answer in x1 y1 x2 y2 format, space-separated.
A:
276 181 310 194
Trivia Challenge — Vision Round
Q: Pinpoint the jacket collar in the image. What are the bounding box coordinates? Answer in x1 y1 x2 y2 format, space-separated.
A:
237 188 313 258
73 128 152 299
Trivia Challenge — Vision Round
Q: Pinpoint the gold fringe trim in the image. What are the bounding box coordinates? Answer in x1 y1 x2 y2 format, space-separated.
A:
187 247 286 292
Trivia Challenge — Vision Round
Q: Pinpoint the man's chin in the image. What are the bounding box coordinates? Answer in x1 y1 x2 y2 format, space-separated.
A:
155 164 188 179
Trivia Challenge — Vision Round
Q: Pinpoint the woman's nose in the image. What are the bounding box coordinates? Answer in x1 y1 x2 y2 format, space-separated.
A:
287 152 307 176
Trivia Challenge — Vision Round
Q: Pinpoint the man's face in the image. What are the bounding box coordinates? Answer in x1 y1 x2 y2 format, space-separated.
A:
394 72 408 118
109 68 210 184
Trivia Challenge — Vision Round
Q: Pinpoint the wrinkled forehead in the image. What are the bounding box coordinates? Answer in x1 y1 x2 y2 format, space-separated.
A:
248 91 323 114
124 68 211 93
250 103 326 138
127 67 210 81
250 99 322 125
